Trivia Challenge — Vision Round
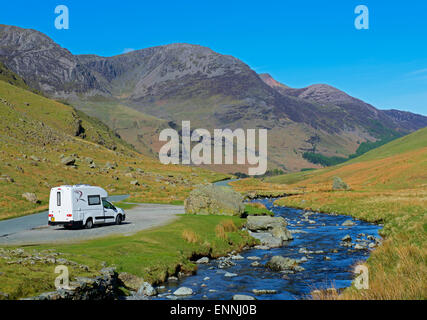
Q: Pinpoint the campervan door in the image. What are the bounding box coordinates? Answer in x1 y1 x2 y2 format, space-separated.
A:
49 186 73 223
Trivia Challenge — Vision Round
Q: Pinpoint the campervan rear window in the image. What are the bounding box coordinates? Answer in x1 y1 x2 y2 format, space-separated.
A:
57 192 61 206
88 195 101 206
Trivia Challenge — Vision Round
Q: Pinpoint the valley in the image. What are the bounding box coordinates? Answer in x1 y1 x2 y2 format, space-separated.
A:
0 23 425 301
1 24 427 173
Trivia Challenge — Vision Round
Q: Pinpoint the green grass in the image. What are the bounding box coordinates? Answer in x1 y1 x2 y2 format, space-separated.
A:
0 214 256 299
243 203 274 217
0 249 98 299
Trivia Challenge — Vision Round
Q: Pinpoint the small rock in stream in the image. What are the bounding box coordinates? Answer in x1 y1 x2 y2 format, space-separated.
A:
173 287 193 296
252 289 277 295
137 282 157 296
224 272 238 278
196 257 209 264
342 220 356 226
232 294 256 300
342 235 352 242
247 256 261 260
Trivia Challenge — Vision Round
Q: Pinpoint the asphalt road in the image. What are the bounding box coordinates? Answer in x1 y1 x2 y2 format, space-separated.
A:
0 195 129 238
0 197 183 245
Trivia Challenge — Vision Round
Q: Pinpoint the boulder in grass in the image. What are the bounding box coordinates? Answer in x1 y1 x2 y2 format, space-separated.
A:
130 180 140 186
332 176 350 190
61 156 76 166
0 175 14 183
184 184 244 216
22 192 40 204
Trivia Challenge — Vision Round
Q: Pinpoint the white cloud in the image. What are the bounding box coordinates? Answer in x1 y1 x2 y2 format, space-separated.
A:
123 48 135 54
408 68 427 76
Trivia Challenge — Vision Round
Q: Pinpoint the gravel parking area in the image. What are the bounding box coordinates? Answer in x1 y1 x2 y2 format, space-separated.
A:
0 204 183 245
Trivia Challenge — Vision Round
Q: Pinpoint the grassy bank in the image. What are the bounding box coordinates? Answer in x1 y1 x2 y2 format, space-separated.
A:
0 214 256 299
244 203 274 217
276 190 426 299
232 127 427 299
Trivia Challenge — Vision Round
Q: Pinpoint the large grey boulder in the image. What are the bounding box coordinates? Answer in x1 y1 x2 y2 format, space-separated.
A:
184 184 244 216
246 216 287 231
246 216 293 248
248 232 283 248
270 227 293 241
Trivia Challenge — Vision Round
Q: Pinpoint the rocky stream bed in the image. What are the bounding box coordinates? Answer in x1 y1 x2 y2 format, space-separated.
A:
141 198 382 300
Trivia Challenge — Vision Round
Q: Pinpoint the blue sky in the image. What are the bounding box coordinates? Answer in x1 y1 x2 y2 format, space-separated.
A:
1 0 426 115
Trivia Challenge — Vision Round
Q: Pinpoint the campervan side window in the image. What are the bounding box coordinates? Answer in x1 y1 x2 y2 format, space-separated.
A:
88 195 101 206
57 192 61 206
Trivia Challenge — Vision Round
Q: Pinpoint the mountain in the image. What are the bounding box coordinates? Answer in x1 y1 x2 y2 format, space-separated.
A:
382 109 427 131
260 77 427 135
258 73 289 91
0 66 226 219
1 24 426 173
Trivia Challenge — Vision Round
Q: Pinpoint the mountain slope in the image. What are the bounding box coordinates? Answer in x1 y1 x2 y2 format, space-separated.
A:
1 24 426 173
266 126 427 189
266 127 427 300
0 24 107 95
0 78 227 219
260 77 427 135
231 127 427 299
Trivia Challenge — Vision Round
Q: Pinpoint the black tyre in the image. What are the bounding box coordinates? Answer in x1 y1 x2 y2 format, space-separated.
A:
115 214 122 225
85 218 93 229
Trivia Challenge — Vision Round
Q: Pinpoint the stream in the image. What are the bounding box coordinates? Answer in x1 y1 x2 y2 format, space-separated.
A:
153 197 381 300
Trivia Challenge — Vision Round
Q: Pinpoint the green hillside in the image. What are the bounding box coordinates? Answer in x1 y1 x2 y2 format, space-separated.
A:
0 79 228 220
231 126 427 299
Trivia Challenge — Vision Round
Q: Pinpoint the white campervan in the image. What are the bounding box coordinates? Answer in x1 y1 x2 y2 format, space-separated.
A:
48 185 125 229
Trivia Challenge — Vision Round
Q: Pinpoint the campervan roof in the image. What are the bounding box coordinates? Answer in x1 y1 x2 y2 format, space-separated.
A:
53 185 108 198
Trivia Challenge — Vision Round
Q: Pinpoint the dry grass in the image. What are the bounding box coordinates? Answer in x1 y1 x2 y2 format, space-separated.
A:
182 229 199 243
215 224 227 240
312 242 427 300
234 128 427 299
215 219 238 240
248 202 267 210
